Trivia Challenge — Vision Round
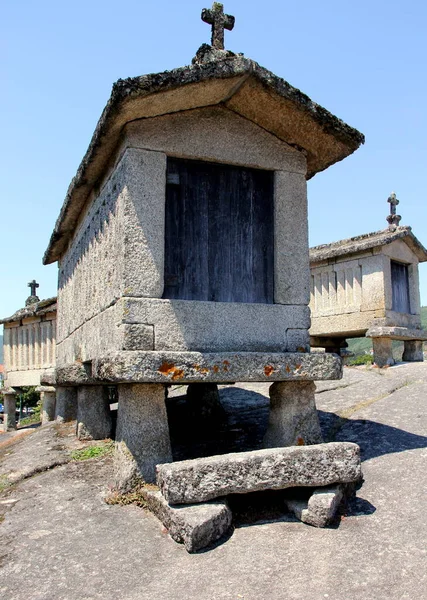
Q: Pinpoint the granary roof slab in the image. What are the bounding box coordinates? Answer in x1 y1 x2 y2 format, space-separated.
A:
0 297 57 325
310 226 427 264
43 52 364 264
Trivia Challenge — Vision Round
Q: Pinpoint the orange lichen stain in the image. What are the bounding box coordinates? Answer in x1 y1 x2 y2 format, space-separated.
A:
297 346 307 353
285 365 291 373
158 362 176 375
223 360 230 372
296 437 305 446
264 365 274 377
294 364 302 371
213 365 219 373
171 369 184 381
192 364 210 375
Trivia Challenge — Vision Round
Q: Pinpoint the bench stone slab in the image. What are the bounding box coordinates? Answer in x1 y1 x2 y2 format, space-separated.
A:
141 489 232 553
157 442 362 505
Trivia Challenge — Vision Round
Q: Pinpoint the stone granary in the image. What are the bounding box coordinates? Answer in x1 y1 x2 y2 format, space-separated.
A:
41 4 364 549
309 194 427 367
0 282 57 430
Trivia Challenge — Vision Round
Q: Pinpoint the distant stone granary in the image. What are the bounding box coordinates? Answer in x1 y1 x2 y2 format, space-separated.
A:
38 4 365 491
309 196 427 367
0 283 57 430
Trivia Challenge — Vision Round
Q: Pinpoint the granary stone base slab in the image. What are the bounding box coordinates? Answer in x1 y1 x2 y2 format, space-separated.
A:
157 442 362 505
53 351 343 385
115 384 172 485
286 484 347 527
263 381 323 448
76 386 113 441
141 489 232 553
55 387 77 422
371 338 395 368
366 326 427 341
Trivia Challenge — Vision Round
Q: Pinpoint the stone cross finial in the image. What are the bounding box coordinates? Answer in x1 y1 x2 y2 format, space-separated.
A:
201 3 235 50
386 192 402 228
26 279 40 306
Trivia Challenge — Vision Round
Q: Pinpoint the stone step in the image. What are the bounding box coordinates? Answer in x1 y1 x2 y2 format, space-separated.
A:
141 489 232 553
157 442 362 505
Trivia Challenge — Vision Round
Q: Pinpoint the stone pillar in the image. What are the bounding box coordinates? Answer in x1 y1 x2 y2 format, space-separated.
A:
55 386 78 422
114 384 172 489
372 337 394 367
263 381 323 448
76 386 113 441
2 390 17 431
186 383 225 426
37 386 56 424
402 340 424 362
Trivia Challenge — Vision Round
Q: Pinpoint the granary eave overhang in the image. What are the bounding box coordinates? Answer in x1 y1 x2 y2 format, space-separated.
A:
0 297 57 325
309 226 427 264
43 53 364 265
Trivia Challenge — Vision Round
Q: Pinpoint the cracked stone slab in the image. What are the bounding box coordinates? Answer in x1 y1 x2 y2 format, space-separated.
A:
286 484 348 527
141 489 232 553
157 442 362 505
55 351 343 385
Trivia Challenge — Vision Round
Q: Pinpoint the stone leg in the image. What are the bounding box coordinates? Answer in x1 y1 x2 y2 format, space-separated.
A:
402 340 424 362
263 381 323 448
37 386 56 425
114 384 172 488
372 337 394 367
77 386 113 441
3 393 17 431
186 383 226 427
55 386 78 422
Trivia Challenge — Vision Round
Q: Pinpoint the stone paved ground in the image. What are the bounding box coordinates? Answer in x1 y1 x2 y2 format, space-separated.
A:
1 363 426 600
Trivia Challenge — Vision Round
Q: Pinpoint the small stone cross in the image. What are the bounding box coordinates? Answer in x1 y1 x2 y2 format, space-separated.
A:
202 3 235 50
28 279 39 296
386 192 402 228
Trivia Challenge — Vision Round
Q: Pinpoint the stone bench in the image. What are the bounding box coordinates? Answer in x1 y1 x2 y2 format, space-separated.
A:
366 326 427 367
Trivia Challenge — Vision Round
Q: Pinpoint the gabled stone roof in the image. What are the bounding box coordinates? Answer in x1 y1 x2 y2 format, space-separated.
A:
309 226 427 264
0 298 57 325
43 52 364 265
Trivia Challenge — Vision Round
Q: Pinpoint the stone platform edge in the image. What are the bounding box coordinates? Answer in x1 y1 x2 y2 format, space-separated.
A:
50 351 343 386
366 326 427 341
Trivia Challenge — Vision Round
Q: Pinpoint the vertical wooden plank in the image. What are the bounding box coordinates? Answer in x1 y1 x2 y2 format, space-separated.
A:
163 158 274 304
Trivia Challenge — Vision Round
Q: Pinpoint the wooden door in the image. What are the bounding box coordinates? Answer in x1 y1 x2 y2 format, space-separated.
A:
391 260 410 313
163 158 274 303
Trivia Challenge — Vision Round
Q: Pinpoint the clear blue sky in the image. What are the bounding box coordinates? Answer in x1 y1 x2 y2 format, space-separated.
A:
1 0 427 320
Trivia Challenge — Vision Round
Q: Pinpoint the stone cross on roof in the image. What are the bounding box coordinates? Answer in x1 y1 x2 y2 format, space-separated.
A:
202 3 235 50
26 279 40 306
386 192 402 229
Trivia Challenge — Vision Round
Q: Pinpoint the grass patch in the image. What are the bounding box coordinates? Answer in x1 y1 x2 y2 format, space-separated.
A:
0 475 11 494
106 483 158 509
346 353 374 366
71 441 114 461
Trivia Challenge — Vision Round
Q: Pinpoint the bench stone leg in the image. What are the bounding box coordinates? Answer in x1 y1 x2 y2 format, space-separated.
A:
55 387 77 422
40 390 56 424
402 340 424 362
3 394 17 431
77 386 113 440
114 384 172 489
263 381 323 448
372 337 394 367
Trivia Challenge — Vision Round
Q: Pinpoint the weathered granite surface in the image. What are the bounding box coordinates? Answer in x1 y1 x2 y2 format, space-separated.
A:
141 489 232 553
310 226 427 264
85 351 342 385
286 484 347 527
0 297 57 324
366 326 427 340
157 442 362 504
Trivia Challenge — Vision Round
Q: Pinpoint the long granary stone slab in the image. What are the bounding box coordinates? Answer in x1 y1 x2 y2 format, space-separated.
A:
157 442 362 505
54 351 343 385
